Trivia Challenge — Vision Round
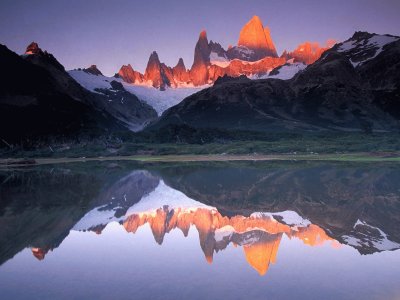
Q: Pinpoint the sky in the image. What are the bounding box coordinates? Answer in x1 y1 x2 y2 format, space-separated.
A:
1 0 399 76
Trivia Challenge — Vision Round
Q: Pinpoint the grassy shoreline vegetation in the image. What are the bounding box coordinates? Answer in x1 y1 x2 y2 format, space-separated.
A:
1 153 400 168
1 129 400 163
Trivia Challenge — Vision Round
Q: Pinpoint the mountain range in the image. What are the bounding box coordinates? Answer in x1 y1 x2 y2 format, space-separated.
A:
0 15 400 145
116 16 331 89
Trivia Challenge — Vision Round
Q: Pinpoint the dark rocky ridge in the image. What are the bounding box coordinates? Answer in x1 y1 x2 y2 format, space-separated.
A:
0 43 127 144
0 42 158 144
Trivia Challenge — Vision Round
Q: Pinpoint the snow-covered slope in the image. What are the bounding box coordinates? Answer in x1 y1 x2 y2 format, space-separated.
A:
69 70 205 115
267 61 307 80
336 32 399 67
123 85 205 115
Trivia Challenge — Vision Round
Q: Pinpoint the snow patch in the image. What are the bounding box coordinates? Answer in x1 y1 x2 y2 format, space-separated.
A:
73 204 124 231
69 70 114 93
268 62 306 80
209 51 230 68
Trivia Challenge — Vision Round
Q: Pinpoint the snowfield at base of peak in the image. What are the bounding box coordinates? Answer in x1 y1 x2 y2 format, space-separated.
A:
123 84 205 115
69 70 206 115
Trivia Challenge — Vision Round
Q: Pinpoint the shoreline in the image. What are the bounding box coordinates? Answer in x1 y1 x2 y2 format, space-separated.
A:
1 152 400 167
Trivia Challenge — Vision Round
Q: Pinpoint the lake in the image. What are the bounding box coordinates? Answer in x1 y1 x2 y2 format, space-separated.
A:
0 161 399 300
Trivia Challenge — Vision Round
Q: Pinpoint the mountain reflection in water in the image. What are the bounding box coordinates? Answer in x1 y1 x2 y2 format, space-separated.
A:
0 161 399 299
67 181 339 276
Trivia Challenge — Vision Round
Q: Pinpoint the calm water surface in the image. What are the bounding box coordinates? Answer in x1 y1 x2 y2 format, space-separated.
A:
0 161 399 300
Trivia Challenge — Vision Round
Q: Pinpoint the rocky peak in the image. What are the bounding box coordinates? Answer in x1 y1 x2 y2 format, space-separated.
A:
22 42 65 72
117 64 144 84
25 42 43 55
144 51 162 86
209 40 227 57
351 31 375 41
146 51 161 70
83 65 103 76
171 58 190 84
144 51 175 89
237 15 278 60
190 30 211 86
194 30 211 63
285 41 330 65
175 58 186 70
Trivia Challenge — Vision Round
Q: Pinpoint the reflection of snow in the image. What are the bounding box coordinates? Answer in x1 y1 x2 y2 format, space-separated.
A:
343 219 400 251
251 210 311 227
125 180 215 216
74 181 215 231
73 203 124 231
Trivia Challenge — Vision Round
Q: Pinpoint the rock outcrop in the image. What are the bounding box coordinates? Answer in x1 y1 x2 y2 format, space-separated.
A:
118 64 144 84
83 64 103 76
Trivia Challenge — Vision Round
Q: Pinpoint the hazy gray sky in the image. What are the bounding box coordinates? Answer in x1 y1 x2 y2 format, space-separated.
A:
1 0 399 75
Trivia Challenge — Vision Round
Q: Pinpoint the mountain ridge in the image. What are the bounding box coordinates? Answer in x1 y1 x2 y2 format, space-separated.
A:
117 15 333 89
